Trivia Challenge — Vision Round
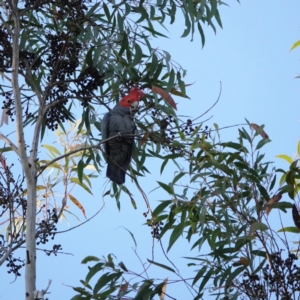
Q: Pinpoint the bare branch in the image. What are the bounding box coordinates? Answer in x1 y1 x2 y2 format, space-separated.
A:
192 81 222 123
0 133 19 155
39 133 143 172
55 204 105 235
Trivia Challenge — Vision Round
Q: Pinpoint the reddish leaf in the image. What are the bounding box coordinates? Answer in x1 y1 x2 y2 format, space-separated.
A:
69 194 86 218
160 278 168 300
239 257 250 266
0 154 7 169
232 257 250 266
152 86 177 110
140 133 148 146
250 123 269 139
292 204 300 230
117 282 129 297
265 194 282 215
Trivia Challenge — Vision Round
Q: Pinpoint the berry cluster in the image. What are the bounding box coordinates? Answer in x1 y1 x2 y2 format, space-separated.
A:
0 167 27 218
148 220 164 239
36 208 58 245
242 271 267 299
143 212 164 239
148 109 209 158
44 31 104 130
1 91 15 123
76 66 105 107
24 0 41 7
237 251 300 299
19 50 43 72
56 0 89 35
44 244 62 256
1 1 105 131
44 32 82 130
6 254 25 278
0 26 42 72
0 26 12 71
0 165 27 278
263 252 300 296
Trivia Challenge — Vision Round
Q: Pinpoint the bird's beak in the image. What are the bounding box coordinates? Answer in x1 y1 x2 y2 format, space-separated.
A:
130 101 139 113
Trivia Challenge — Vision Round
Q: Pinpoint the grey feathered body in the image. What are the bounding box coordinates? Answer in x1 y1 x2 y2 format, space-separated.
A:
101 105 135 184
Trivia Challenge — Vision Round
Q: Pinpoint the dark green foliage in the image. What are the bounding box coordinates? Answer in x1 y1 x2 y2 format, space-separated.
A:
73 124 300 299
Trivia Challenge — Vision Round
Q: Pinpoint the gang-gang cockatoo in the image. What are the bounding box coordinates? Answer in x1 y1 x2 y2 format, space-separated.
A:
101 87 145 184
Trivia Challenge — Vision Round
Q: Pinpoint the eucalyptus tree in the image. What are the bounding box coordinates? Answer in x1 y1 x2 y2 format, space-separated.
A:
0 0 227 299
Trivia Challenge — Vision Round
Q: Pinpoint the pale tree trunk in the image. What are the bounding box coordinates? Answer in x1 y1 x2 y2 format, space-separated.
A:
9 0 40 298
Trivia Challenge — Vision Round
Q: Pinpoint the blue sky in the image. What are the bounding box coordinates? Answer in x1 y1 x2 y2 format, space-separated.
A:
1 1 300 299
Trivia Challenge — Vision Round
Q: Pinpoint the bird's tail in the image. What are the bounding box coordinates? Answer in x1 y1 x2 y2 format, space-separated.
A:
106 162 126 184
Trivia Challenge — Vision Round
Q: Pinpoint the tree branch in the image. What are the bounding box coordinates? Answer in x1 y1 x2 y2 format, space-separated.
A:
192 81 222 123
39 133 143 172
0 133 19 155
11 2 28 169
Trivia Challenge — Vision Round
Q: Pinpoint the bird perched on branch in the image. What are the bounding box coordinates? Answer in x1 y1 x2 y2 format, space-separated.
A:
101 87 145 184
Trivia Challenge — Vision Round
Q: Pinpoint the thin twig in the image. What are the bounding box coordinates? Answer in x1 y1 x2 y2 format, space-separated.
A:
159 239 197 297
0 133 19 155
192 81 222 123
38 133 143 174
54 203 105 235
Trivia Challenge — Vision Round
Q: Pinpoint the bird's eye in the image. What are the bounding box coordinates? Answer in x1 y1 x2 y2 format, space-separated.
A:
127 100 130 103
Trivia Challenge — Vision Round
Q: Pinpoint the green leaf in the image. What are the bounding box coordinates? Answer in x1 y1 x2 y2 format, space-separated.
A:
197 22 205 48
166 69 175 92
160 158 169 174
157 181 174 194
0 147 12 152
152 200 172 217
85 48 94 68
93 273 122 295
121 227 137 248
255 138 271 150
42 144 61 156
86 2 100 18
167 223 183 252
102 3 111 22
118 261 128 272
226 266 245 286
192 266 207 286
250 222 268 234
70 177 93 195
214 9 223 28
257 184 269 201
131 43 143 67
81 256 100 264
77 159 84 183
134 280 153 299
279 173 287 186
253 258 267 274
269 174 276 191
290 40 300 51
278 226 300 233
276 154 293 164
172 172 185 184
292 204 300 230
85 263 104 284
222 142 245 151
141 25 168 38
198 268 213 293
251 250 267 258
147 259 175 273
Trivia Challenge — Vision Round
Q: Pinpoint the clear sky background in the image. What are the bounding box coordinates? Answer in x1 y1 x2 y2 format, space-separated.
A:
1 1 300 299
